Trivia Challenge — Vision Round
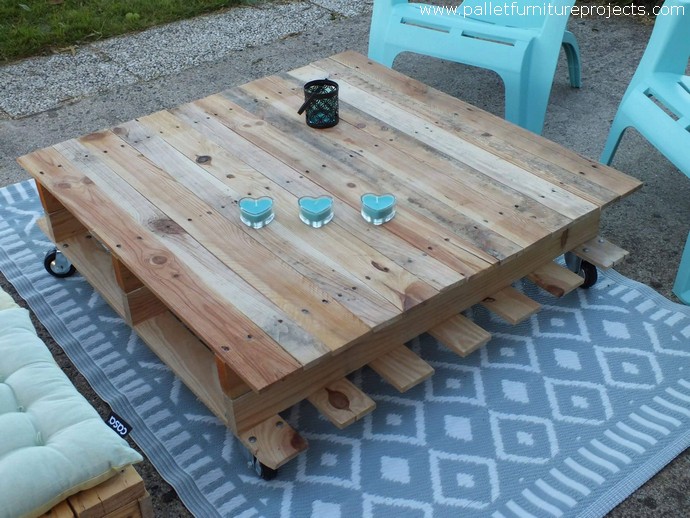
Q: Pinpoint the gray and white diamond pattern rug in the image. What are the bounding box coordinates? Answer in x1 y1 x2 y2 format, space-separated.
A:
1 180 689 517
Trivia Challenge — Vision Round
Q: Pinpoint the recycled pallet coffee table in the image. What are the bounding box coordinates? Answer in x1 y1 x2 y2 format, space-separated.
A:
18 51 642 477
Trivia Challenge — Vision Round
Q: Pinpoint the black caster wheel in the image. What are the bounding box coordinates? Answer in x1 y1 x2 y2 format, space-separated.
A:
44 248 76 278
578 260 598 289
249 455 277 481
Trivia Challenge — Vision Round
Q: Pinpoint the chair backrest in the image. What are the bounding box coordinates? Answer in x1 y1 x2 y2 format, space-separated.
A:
459 0 575 31
632 0 690 79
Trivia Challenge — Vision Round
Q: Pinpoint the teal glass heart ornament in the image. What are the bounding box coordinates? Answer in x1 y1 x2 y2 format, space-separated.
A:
239 196 275 229
298 196 334 228
360 193 396 225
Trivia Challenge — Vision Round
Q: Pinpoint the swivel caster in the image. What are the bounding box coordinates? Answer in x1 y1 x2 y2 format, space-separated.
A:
564 252 598 289
578 260 598 289
249 455 278 481
241 446 277 480
44 248 76 278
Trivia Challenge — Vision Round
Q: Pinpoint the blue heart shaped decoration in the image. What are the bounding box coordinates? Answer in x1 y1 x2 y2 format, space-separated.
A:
239 196 274 228
361 193 396 225
299 196 334 228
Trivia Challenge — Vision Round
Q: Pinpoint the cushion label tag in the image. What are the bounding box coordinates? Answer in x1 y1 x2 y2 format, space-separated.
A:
106 411 132 438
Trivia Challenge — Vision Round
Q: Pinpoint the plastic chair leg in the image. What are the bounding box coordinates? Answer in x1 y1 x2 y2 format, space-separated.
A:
673 231 690 304
600 111 631 165
503 72 550 134
367 37 400 68
562 31 581 88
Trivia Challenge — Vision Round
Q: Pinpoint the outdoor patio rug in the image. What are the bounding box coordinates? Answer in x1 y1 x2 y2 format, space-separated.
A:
1 179 690 518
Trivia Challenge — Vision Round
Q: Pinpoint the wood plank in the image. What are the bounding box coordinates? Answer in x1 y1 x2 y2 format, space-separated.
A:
23 150 301 392
328 51 643 205
428 314 491 357
112 256 143 293
480 286 541 325
37 218 128 318
571 236 628 269
41 501 74 518
72 132 376 353
238 415 308 470
123 285 168 326
216 356 251 399
527 261 584 297
237 79 548 255
119 114 423 326
264 73 576 237
307 378 376 429
368 345 434 392
136 311 228 422
226 210 600 430
54 140 331 370
316 55 621 207
289 64 600 222
36 180 67 214
172 97 495 278
47 207 88 243
100 493 152 518
67 466 145 518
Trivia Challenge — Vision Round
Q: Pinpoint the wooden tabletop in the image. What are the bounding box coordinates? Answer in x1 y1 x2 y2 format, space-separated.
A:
18 51 642 394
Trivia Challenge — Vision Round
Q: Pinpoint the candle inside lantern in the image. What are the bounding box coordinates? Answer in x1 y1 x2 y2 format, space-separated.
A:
239 196 275 229
361 193 396 225
298 196 334 228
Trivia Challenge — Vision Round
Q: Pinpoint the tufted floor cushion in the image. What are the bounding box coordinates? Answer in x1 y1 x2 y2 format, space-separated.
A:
0 293 142 518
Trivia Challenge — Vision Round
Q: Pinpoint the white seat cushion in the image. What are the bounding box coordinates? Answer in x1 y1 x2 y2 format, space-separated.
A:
0 304 142 518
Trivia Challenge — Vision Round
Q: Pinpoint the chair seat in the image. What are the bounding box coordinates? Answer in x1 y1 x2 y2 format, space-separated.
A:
396 3 542 42
599 0 690 304
368 0 579 134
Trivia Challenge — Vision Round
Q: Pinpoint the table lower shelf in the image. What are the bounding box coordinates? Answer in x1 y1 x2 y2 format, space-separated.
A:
37 215 627 474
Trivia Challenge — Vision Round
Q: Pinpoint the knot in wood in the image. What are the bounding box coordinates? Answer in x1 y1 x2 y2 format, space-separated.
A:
150 218 184 234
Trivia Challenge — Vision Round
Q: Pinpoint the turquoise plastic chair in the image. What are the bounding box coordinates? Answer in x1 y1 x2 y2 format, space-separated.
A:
368 0 581 134
600 0 690 304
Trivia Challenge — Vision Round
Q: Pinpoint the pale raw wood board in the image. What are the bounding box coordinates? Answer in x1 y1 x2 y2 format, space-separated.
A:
59 466 151 518
238 415 308 469
116 113 429 323
41 501 74 518
36 218 128 319
571 236 629 269
173 97 496 276
527 261 585 297
307 378 376 429
368 345 434 392
326 51 643 205
480 286 541 325
234 80 546 255
428 314 492 357
63 135 369 355
21 151 301 393
289 65 599 222
259 73 575 236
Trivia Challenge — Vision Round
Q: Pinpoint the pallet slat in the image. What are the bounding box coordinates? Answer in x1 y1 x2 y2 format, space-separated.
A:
527 261 584 297
368 345 434 392
307 378 376 429
238 416 308 470
480 286 541 325
428 314 491 357
66 466 148 518
571 236 628 269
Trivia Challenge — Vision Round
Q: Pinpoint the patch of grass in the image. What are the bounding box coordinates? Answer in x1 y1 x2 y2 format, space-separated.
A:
0 0 250 63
